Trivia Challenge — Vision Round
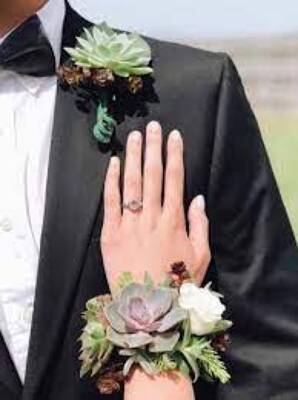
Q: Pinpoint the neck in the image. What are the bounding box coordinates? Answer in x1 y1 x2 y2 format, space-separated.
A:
0 0 47 38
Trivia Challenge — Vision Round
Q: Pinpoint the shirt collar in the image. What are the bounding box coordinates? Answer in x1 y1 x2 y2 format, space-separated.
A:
0 0 66 95
37 0 66 67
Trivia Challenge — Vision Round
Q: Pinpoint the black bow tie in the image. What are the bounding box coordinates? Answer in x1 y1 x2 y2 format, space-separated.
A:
0 14 56 77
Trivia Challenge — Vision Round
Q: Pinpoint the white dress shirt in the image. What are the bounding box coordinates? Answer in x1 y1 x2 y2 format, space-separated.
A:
0 0 65 383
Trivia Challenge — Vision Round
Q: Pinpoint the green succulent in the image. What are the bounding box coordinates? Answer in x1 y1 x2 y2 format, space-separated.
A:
65 22 153 78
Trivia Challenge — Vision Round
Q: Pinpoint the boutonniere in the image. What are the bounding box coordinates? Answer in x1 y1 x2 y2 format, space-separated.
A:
79 262 232 395
57 22 154 144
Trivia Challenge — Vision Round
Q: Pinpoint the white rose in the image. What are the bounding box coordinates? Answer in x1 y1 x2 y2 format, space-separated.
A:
178 282 226 335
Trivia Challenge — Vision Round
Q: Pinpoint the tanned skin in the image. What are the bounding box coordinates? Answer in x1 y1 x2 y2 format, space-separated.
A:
0 0 47 37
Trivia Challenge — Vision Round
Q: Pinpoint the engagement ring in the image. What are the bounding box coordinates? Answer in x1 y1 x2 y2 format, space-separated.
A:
123 199 143 213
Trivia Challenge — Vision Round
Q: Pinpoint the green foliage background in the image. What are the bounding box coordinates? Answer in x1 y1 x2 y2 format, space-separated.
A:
259 112 298 240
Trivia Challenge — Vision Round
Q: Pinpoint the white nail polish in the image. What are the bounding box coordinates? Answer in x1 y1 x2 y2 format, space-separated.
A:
130 131 141 141
148 121 160 133
171 130 181 140
110 156 119 167
196 195 205 211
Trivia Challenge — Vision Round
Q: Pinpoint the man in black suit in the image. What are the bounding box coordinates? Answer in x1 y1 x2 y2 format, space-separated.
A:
0 1 297 400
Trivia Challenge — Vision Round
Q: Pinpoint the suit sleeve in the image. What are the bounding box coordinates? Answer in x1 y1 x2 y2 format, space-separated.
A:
206 55 298 399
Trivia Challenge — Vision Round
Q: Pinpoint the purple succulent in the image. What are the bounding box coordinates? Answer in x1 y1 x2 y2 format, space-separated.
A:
104 283 187 351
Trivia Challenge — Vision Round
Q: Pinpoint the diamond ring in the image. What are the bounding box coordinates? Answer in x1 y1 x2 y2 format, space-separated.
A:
123 199 143 213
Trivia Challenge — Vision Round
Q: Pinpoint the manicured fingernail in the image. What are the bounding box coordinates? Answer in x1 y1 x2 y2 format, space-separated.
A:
148 120 160 132
130 130 141 141
196 195 205 211
170 129 181 140
110 156 119 167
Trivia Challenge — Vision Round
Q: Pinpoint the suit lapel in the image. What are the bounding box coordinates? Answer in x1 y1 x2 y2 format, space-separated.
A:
22 81 112 398
0 332 22 399
21 4 151 399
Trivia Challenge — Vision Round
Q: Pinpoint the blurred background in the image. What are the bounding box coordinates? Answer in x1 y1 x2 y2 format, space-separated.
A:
71 0 298 239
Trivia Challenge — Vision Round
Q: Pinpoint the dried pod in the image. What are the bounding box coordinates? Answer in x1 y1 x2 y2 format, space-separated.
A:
169 261 191 287
97 371 124 394
57 64 83 86
91 68 115 87
127 75 143 94
211 333 231 353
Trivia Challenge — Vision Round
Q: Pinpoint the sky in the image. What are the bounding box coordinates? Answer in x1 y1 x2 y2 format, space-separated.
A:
70 0 298 40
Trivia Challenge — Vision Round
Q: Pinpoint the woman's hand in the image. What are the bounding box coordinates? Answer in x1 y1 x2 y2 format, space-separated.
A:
100 120 210 293
100 121 210 400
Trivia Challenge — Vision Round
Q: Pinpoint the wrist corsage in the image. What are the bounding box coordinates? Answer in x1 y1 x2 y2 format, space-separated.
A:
79 263 232 394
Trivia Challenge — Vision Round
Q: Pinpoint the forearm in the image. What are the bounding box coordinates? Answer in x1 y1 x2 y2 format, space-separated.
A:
124 367 195 400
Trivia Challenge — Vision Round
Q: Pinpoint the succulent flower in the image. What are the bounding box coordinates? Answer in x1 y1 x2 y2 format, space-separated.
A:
65 22 153 78
104 283 187 352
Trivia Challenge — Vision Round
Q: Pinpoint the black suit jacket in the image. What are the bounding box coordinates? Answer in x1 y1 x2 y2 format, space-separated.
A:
1 3 297 400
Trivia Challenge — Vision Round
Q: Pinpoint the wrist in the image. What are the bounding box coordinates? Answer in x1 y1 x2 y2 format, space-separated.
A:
124 367 195 400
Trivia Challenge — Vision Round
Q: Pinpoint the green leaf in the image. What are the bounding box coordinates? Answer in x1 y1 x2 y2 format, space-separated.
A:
152 353 177 373
178 358 190 377
183 337 210 358
117 271 134 290
149 331 180 353
123 356 137 377
211 319 233 334
91 361 102 377
198 344 231 384
135 352 157 375
161 276 172 287
143 271 154 289
119 349 137 357
181 317 192 347
180 350 200 382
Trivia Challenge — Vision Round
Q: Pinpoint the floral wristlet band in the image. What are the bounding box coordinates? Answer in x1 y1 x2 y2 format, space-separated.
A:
79 262 232 395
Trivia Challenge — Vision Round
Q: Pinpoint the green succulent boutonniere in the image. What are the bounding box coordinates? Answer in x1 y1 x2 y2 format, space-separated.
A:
58 22 154 144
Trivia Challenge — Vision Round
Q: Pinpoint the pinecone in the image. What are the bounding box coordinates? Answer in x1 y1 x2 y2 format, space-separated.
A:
91 68 115 87
127 75 143 94
97 371 124 395
169 261 191 287
211 333 231 353
57 65 83 86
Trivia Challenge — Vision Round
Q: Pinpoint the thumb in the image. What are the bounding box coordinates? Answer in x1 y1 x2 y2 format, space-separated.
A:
188 195 211 279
